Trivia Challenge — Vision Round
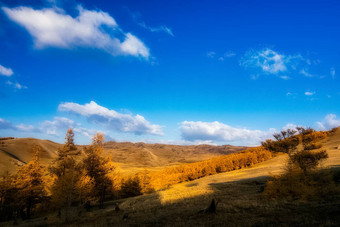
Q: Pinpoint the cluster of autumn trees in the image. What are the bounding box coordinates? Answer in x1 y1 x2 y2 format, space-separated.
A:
263 127 338 199
0 129 118 222
0 146 48 221
146 147 273 191
262 127 330 174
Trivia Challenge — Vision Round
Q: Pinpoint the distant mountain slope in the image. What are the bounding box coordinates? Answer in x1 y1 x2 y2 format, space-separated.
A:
103 142 247 167
0 137 247 175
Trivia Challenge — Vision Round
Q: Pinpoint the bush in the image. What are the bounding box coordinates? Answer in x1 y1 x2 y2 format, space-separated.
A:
265 167 340 200
290 150 328 174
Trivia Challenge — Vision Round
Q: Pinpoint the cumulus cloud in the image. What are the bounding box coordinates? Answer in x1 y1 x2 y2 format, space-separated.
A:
317 114 340 130
0 64 13 77
0 118 37 132
180 121 274 145
138 22 174 36
304 91 315 96
3 6 150 59
58 101 163 135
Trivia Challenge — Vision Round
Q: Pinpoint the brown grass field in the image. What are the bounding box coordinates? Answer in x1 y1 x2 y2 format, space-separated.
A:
2 129 340 226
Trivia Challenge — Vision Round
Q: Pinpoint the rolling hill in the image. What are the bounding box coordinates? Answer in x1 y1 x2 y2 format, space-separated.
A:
0 137 247 175
18 127 338 226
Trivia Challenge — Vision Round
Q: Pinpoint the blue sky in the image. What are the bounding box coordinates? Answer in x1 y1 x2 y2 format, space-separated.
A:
0 0 339 145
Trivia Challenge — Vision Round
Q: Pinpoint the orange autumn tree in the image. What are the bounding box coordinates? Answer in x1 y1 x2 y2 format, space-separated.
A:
15 145 48 219
0 173 17 221
83 132 114 208
50 128 82 221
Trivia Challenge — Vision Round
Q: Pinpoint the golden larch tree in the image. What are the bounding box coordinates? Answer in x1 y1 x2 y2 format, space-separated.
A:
83 132 114 208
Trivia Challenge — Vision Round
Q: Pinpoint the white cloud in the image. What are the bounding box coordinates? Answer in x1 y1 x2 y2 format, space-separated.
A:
0 118 14 130
224 51 236 58
282 123 299 131
180 121 274 145
300 68 314 77
120 33 150 58
40 117 74 136
317 114 340 130
58 101 163 135
279 75 290 80
40 116 104 139
138 22 174 36
241 48 288 74
6 81 27 90
330 67 335 79
207 51 216 58
3 6 150 59
73 127 97 138
304 91 315 96
218 51 236 61
0 64 13 77
240 48 308 79
0 118 37 132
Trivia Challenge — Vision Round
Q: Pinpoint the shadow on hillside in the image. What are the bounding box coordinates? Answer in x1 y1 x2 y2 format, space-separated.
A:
8 168 340 226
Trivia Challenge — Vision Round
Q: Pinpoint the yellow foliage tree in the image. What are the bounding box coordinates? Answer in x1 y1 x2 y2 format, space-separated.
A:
15 145 48 219
50 128 81 221
83 132 114 208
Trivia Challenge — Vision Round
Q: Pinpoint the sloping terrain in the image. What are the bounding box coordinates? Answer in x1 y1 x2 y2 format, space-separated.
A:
2 130 340 226
103 142 247 167
120 129 340 208
0 138 247 175
0 138 60 174
50 128 339 226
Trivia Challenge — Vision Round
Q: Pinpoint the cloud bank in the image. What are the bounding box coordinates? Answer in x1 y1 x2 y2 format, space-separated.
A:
58 101 163 135
180 121 274 145
3 6 150 59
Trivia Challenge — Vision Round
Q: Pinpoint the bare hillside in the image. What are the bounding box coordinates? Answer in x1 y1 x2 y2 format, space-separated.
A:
0 138 60 174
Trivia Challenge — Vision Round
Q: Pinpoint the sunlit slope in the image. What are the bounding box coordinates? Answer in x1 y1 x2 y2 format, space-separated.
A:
0 138 60 174
103 142 247 167
121 128 340 209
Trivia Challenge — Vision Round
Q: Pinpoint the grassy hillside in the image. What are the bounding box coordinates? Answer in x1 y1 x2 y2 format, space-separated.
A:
2 129 340 226
0 137 247 175
0 138 60 174
2 129 339 226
